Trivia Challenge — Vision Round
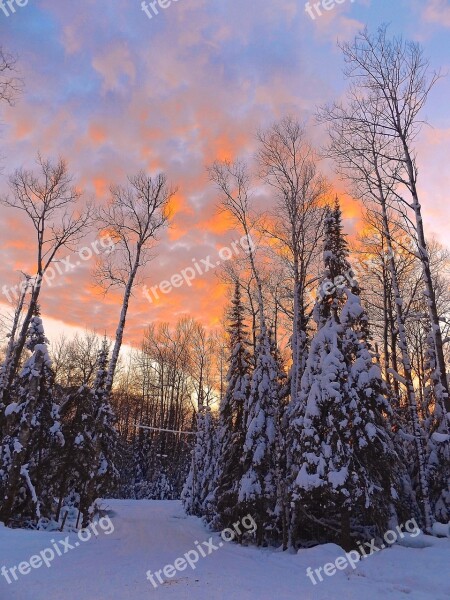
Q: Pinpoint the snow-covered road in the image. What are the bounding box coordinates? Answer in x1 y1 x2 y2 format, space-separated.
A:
0 500 449 599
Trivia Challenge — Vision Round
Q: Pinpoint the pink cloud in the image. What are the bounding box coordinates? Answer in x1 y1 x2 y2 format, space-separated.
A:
92 42 136 93
0 0 448 344
423 0 450 27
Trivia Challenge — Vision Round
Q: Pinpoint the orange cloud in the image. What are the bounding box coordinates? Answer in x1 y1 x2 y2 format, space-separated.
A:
93 177 109 199
5 239 31 250
89 124 107 144
0 0 448 349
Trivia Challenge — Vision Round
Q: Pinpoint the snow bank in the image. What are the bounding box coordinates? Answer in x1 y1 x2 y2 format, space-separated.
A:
0 500 449 600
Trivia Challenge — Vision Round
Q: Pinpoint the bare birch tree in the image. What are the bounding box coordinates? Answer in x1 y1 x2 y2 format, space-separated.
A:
256 116 328 407
318 84 435 530
0 155 90 401
209 160 282 545
336 25 449 414
95 171 174 395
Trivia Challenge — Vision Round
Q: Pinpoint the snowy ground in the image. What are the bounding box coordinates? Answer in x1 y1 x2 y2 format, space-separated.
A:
0 500 449 600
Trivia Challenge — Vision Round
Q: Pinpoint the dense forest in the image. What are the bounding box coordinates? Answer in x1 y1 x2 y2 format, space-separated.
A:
0 26 448 553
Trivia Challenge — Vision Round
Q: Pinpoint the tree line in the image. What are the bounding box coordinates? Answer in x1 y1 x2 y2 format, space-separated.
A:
182 27 449 550
0 26 448 549
0 52 176 525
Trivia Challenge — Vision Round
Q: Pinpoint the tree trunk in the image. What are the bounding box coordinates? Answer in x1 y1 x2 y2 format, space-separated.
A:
402 141 449 414
1 281 40 404
380 199 433 531
340 508 352 552
105 255 141 396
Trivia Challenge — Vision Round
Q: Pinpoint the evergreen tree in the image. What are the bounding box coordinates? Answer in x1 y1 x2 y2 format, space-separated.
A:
182 405 217 517
287 199 353 543
269 328 290 548
52 340 115 525
289 201 399 548
0 315 64 526
78 338 119 526
237 325 281 545
341 288 401 533
313 199 358 328
210 281 252 530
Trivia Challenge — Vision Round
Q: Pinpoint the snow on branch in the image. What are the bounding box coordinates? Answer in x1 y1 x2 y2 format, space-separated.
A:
387 368 407 387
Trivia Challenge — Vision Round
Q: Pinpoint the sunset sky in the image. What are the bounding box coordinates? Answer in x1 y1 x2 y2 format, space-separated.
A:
0 0 450 348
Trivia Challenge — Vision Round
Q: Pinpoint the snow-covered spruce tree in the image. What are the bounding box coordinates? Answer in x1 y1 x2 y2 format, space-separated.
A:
53 340 115 524
182 404 217 517
124 434 153 500
77 339 119 526
53 383 96 524
0 275 32 434
423 330 450 522
209 159 285 545
287 201 354 543
209 281 252 531
120 431 184 501
289 201 399 549
0 315 64 526
319 75 434 530
314 199 358 328
269 328 290 549
341 289 401 535
237 324 282 546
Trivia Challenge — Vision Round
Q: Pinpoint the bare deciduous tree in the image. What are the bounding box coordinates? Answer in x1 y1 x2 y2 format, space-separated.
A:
0 47 22 106
257 116 328 405
336 25 449 414
52 331 106 388
209 160 267 330
318 51 435 530
95 171 174 395
0 155 90 400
